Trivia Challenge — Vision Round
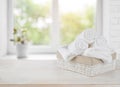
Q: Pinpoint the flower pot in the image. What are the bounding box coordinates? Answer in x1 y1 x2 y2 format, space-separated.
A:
16 43 29 58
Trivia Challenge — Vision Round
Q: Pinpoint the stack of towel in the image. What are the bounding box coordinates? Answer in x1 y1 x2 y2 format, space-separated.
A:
58 29 114 63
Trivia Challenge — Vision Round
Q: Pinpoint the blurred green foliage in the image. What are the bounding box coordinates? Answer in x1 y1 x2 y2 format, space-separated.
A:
15 0 95 45
61 6 95 44
15 0 51 45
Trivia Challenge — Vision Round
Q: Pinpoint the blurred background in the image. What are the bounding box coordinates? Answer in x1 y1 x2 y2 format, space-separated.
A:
14 0 96 46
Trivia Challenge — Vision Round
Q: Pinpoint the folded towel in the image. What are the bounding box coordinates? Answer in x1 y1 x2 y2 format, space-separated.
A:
83 37 114 63
58 46 80 61
83 48 113 63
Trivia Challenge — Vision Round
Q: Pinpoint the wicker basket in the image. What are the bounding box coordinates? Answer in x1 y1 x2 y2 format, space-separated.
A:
57 60 116 77
116 60 120 69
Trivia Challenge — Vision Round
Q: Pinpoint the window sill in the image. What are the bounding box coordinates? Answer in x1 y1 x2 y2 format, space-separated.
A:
0 54 120 84
1 54 57 60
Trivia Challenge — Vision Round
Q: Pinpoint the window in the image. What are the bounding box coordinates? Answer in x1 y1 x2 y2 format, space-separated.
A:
14 0 52 45
8 0 97 54
59 0 96 45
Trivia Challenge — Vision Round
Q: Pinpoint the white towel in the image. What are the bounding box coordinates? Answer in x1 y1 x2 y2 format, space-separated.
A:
93 36 114 54
58 39 88 61
78 29 98 44
58 29 114 63
83 37 114 63
83 48 113 63
58 46 77 61
68 39 88 54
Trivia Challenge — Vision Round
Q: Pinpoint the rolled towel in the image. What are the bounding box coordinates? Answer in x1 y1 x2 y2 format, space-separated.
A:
58 46 79 61
58 46 71 61
68 39 88 55
94 36 108 47
78 29 98 44
93 36 114 54
58 29 97 61
58 38 88 61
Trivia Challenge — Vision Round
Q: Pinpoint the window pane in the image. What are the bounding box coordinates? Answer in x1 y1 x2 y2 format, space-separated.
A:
59 0 96 45
14 0 52 45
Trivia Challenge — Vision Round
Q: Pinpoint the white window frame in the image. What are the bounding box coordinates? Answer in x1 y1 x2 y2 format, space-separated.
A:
0 0 7 56
7 0 103 54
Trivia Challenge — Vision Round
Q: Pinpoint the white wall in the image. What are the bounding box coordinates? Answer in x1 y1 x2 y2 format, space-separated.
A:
103 0 120 50
0 0 7 56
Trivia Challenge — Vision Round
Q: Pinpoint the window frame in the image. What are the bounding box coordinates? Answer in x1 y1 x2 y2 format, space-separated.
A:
0 0 7 56
7 0 103 54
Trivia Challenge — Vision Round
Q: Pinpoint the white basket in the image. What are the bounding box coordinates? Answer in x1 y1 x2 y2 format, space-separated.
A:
116 60 120 69
57 60 116 77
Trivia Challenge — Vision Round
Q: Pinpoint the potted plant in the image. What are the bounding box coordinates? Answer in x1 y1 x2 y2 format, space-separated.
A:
11 28 30 58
